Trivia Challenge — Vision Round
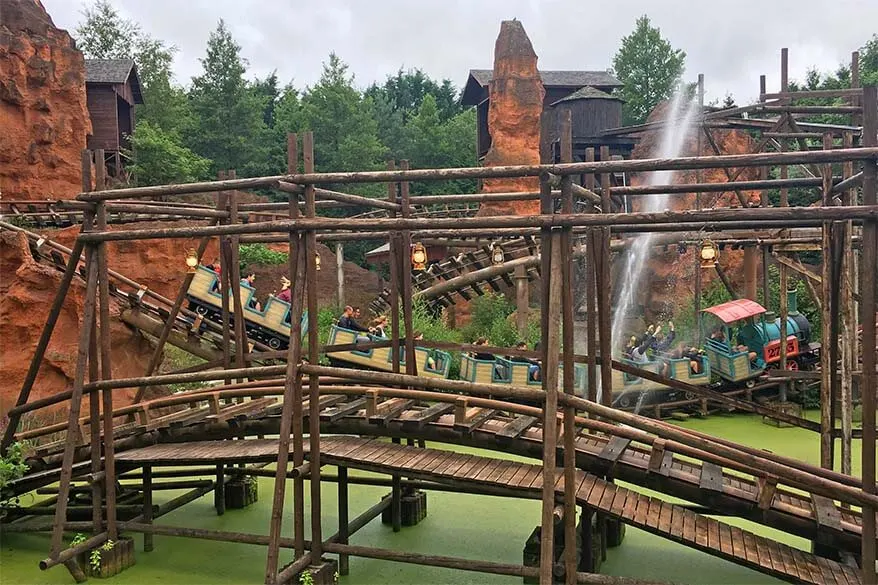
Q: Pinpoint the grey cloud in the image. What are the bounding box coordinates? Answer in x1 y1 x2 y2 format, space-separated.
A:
44 0 876 102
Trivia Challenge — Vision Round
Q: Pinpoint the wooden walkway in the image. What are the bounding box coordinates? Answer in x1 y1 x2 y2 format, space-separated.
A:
117 436 860 585
25 394 865 556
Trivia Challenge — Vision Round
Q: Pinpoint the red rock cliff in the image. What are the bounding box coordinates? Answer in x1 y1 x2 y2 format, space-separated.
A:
0 231 151 420
478 20 544 216
0 0 91 200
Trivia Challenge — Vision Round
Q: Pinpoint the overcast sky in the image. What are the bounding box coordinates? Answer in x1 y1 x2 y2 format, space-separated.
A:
43 0 875 104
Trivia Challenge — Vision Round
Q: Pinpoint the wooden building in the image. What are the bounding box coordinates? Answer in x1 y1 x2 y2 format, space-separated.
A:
85 59 143 177
461 69 628 160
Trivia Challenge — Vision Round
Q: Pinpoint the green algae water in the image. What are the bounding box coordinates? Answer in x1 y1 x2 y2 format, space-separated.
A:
1 412 860 584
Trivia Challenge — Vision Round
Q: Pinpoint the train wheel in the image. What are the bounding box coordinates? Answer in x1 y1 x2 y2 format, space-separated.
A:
745 379 756 389
268 337 282 350
195 304 209 316
785 360 799 371
618 393 633 409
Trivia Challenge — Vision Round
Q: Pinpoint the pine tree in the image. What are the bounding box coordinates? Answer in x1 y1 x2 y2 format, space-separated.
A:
612 16 686 124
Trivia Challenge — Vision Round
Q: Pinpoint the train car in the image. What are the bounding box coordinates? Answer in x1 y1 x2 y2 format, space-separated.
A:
611 354 712 408
460 355 589 395
326 325 452 379
186 265 306 350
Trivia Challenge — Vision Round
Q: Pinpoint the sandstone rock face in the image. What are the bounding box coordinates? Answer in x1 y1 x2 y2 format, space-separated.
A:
478 20 545 216
0 0 91 201
0 231 151 420
623 101 761 323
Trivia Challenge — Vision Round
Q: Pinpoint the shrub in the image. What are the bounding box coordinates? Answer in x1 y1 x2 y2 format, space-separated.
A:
238 244 288 267
1 442 28 517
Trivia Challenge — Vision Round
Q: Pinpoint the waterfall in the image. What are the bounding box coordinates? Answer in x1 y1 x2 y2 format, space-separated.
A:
595 88 700 407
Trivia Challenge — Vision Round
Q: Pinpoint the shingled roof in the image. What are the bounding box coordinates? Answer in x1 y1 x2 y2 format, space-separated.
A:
85 59 143 104
462 69 621 105
550 85 623 106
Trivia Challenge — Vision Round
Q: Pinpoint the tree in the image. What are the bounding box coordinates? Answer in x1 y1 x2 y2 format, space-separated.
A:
187 20 269 176
299 53 386 175
75 0 138 59
612 15 686 124
128 121 211 185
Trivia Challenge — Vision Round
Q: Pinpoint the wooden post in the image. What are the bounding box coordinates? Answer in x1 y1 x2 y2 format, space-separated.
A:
538 171 562 585
840 132 855 478
760 166 771 307
858 84 877 585
95 201 117 540
214 463 225 515
50 243 99 557
515 264 529 337
820 134 834 470
387 161 400 377
228 170 247 382
559 111 577 585
778 49 790 395
304 132 323 562
336 242 345 308
337 466 349 576
598 147 613 408
263 135 308 584
218 174 232 385
143 465 153 552
584 148 597 404
400 160 416 378
695 74 704 344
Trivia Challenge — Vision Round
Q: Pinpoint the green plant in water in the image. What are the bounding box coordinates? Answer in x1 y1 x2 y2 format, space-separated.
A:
0 442 28 517
89 549 102 572
299 570 315 585
70 533 87 547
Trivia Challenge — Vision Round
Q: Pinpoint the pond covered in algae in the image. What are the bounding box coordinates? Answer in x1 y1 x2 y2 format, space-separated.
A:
1 412 859 584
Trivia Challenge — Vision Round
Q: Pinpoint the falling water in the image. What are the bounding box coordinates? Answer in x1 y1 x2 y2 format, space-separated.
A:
595 88 700 407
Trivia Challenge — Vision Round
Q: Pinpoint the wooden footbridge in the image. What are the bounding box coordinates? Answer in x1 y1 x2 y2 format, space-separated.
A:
112 436 863 585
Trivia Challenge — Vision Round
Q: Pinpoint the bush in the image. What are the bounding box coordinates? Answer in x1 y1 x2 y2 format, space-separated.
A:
461 292 541 350
238 244 288 267
1 442 28 517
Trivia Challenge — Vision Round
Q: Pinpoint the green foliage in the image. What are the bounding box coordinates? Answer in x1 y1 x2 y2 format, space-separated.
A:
128 121 211 186
187 20 271 177
70 533 87 547
238 244 288 267
612 15 687 125
405 301 464 379
1 443 28 515
317 307 339 350
460 292 540 350
89 549 102 571
299 570 315 585
74 0 138 59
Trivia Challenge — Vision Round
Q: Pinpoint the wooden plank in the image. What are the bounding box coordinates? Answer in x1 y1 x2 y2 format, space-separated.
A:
597 436 631 474
658 499 674 535
401 402 454 429
681 509 696 543
441 453 475 479
609 487 629 517
729 526 747 565
644 497 662 530
627 492 646 527
694 514 709 547
320 398 366 422
698 462 724 492
496 415 538 441
368 398 414 425
718 522 734 557
811 494 844 532
598 482 618 515
706 518 720 554
740 530 760 565
453 408 496 433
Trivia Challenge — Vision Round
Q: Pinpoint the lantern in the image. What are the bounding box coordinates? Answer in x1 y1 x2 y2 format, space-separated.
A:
411 242 427 271
491 242 505 265
314 251 321 271
700 240 719 269
185 248 198 273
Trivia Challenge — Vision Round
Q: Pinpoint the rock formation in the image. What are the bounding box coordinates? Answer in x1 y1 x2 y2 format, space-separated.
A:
0 0 91 200
478 19 545 216
624 101 761 322
0 231 151 420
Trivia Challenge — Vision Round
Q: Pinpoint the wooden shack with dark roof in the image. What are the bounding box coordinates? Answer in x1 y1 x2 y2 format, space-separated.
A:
85 58 143 176
461 69 636 163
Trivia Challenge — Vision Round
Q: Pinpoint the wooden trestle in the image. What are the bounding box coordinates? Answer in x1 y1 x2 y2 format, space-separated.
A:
115 436 862 585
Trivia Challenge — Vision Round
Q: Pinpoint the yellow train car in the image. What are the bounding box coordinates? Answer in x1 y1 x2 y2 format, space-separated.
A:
326 325 452 378
611 355 711 409
186 265 306 349
459 355 588 395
